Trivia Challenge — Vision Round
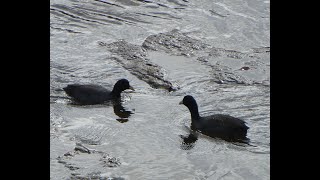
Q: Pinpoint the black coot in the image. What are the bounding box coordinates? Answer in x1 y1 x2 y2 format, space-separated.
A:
63 79 134 105
179 95 249 143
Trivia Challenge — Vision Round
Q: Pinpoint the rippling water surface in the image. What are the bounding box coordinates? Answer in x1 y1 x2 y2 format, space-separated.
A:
50 0 269 179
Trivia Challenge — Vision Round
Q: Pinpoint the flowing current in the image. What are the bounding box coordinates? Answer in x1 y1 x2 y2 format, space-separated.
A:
50 0 270 179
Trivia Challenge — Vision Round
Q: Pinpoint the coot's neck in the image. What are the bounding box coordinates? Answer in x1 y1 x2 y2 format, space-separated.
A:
111 88 122 98
187 102 200 120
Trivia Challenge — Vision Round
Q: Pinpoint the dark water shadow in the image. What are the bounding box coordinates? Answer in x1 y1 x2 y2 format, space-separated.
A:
179 129 199 150
112 99 134 123
52 94 134 123
69 99 134 123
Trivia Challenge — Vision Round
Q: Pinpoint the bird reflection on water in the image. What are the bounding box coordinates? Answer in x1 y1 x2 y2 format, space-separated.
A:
63 97 134 123
180 130 199 150
112 99 134 123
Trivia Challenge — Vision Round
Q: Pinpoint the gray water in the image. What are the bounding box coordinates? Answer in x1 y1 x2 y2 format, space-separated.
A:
50 0 270 179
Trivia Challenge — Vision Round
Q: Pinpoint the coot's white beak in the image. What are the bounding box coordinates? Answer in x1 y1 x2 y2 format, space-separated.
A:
179 100 183 105
129 86 135 91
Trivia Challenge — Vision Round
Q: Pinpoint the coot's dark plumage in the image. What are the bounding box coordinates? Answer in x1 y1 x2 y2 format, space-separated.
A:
63 79 134 105
179 95 249 143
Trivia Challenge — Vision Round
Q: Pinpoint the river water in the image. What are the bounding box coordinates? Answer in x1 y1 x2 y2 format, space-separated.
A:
50 0 270 179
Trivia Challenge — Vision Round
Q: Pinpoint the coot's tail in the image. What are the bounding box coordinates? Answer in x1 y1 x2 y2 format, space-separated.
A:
238 137 250 144
233 137 257 147
234 125 249 142
63 85 74 97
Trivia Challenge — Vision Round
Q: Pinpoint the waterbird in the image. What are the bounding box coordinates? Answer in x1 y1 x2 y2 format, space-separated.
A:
179 95 249 143
63 79 134 105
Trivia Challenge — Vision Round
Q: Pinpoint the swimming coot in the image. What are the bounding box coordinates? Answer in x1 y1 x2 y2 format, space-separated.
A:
179 95 249 143
63 79 134 105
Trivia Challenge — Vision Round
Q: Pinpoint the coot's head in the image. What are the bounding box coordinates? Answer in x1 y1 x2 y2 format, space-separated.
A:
179 95 197 108
179 95 200 119
113 79 134 93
